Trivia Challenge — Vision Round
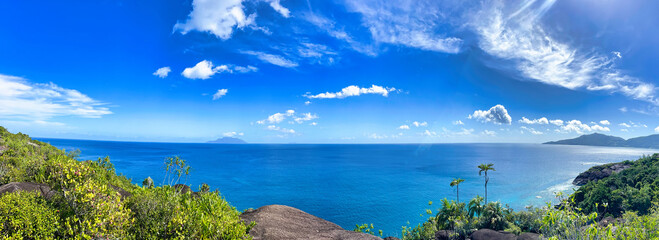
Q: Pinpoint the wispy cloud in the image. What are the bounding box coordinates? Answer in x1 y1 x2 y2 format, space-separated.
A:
471 0 657 104
223 132 244 137
305 85 398 99
241 51 298 68
520 126 543 135
468 104 512 125
0 74 111 121
212 89 228 100
267 125 295 134
344 0 462 53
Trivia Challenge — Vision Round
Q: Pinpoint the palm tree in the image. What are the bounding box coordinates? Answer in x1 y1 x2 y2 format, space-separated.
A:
468 195 484 218
478 163 495 203
450 178 465 203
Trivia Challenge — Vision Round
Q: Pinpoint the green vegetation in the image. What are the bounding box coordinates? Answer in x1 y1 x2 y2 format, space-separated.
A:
0 126 253 239
401 154 659 240
573 154 659 216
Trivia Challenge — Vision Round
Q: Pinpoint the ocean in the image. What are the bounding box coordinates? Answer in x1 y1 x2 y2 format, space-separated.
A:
36 138 657 236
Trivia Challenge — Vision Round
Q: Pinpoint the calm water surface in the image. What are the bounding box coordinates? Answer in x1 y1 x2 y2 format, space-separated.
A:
36 138 658 236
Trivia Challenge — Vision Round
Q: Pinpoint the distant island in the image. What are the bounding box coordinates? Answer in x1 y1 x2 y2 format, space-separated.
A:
207 137 247 144
544 133 659 148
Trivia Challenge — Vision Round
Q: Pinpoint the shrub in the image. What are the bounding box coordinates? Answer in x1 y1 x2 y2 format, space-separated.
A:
0 191 60 239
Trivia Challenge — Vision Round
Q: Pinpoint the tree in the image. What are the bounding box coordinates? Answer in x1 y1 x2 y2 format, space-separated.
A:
450 178 465 203
478 163 495 203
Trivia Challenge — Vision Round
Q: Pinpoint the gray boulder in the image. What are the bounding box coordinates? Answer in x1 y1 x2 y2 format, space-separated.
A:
573 162 632 186
517 232 540 240
470 229 516 240
109 184 132 199
241 204 381 240
0 182 57 200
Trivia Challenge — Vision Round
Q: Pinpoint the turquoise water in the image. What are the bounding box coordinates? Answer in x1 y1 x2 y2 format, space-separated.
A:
37 138 657 236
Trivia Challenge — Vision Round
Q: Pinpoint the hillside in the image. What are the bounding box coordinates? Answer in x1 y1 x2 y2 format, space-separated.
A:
544 133 659 148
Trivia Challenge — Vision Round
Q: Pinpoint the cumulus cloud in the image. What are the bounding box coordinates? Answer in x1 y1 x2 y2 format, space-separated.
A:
549 119 564 126
153 67 171 78
182 60 256 79
471 0 657 105
559 120 609 133
600 120 610 125
241 51 298 68
344 0 462 53
655 126 659 133
452 120 464 125
423 130 437 136
304 101 311 105
619 123 631 128
212 89 228 100
519 117 548 125
223 132 244 137
257 110 318 125
468 104 512 125
305 85 397 99
399 125 410 130
591 125 611 132
173 0 255 40
0 74 112 122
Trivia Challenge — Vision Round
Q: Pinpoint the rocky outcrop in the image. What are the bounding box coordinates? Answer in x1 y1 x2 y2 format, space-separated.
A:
470 229 516 240
573 162 632 186
174 184 192 194
517 232 540 240
109 184 132 199
240 204 381 240
0 182 57 199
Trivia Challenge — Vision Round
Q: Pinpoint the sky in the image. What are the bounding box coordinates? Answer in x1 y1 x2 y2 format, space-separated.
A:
1 0 658 143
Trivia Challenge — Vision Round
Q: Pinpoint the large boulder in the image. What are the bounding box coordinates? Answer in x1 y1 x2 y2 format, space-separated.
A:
470 229 516 240
573 162 632 186
517 232 540 240
173 184 192 194
0 182 57 200
241 205 381 240
435 230 459 240
109 184 132 199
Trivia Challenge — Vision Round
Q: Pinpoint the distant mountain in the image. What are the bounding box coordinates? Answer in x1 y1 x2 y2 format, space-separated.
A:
544 133 659 148
207 137 247 144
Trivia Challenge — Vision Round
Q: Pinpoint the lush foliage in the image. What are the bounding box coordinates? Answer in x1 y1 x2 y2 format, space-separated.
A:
572 153 659 216
0 191 60 239
0 126 253 239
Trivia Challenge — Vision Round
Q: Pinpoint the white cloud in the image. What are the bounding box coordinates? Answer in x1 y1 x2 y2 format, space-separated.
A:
305 85 397 99
182 60 256 79
655 126 659 133
241 51 298 68
173 0 255 40
293 113 318 123
468 104 512 125
621 128 629 132
399 125 410 130
267 125 295 134
453 120 464 125
344 0 462 53
304 101 311 105
310 122 317 126
212 89 228 100
423 130 437 136
471 0 657 105
223 132 244 137
561 120 591 134
153 67 171 78
267 0 290 18
550 119 564 126
619 107 628 112
482 130 496 136
368 133 388 139
302 13 376 56
520 126 543 135
519 117 548 125
412 121 428 127
619 123 631 128
591 125 610 132
599 120 610 125
0 74 111 121
612 51 622 59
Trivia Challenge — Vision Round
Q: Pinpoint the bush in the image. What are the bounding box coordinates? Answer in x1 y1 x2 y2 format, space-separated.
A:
0 191 60 239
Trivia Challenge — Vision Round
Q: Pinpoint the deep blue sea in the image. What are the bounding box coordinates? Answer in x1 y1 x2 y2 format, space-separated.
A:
36 138 658 236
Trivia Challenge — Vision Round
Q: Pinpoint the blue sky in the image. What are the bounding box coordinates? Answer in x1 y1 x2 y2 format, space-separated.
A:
1 0 658 143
